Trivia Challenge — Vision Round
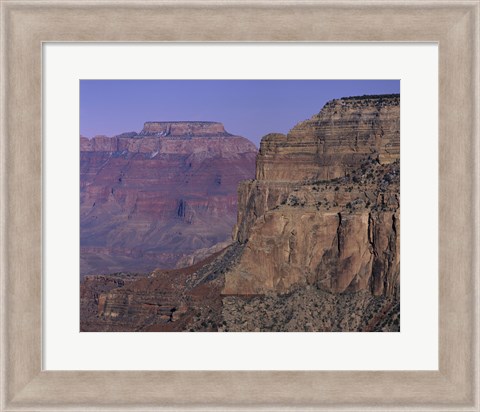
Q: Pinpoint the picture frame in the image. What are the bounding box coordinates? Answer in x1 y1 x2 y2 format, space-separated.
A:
1 0 478 410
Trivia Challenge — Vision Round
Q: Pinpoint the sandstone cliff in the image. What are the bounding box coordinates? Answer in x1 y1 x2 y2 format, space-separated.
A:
225 94 400 296
256 94 399 182
80 121 256 275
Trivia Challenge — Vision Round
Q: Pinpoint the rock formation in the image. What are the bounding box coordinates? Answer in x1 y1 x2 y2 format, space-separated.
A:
80 94 400 332
224 164 399 296
81 244 245 332
225 94 400 296
80 121 257 276
256 94 399 182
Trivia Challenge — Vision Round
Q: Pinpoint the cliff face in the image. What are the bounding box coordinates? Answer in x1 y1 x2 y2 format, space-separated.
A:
256 94 399 182
225 95 400 296
80 122 256 275
225 172 399 296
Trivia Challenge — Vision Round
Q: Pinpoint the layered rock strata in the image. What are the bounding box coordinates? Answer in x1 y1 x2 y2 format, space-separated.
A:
81 244 245 332
224 94 400 296
139 121 230 137
256 94 399 182
80 121 256 275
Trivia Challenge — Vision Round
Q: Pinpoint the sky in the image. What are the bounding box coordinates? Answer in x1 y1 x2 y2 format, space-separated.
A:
80 80 400 146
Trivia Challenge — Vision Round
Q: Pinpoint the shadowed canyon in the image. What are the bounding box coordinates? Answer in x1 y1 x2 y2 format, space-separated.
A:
81 94 400 332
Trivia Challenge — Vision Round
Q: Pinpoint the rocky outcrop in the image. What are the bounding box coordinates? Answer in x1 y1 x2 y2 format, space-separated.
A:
225 163 400 296
224 95 400 297
80 122 256 276
81 244 245 332
80 272 145 330
256 94 399 182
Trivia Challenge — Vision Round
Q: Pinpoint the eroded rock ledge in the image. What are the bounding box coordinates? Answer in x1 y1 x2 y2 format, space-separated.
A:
256 94 399 181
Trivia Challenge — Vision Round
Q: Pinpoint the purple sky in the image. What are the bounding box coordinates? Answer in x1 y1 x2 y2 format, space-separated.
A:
80 80 399 146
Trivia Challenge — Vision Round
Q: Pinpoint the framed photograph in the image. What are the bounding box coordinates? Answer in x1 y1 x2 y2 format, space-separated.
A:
1 1 478 410
77 78 401 335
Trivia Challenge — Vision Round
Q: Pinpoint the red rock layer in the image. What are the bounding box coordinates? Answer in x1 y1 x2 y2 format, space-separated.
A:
80 122 256 275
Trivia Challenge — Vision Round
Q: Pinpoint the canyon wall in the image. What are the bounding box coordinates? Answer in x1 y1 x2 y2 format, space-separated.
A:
224 94 400 296
80 121 256 275
255 94 399 182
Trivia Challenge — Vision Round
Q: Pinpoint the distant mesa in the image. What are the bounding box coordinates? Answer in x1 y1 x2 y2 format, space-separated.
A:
80 121 254 154
80 120 257 276
139 121 231 137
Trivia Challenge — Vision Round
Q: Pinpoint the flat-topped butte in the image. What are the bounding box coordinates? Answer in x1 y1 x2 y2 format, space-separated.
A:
140 121 231 137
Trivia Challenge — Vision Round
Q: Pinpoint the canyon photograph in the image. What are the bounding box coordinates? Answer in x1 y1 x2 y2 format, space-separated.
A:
80 80 400 332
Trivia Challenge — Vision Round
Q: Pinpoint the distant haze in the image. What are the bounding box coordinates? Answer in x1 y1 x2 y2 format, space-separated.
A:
80 80 400 146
